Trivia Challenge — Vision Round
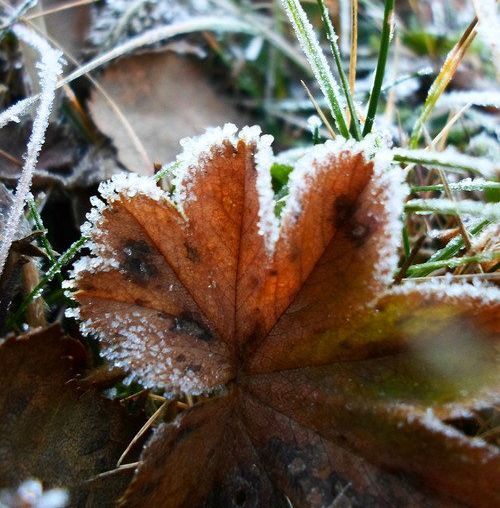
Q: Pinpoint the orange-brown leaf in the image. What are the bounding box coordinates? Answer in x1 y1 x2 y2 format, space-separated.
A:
69 125 500 506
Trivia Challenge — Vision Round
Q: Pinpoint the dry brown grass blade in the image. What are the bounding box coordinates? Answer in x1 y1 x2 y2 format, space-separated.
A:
117 401 168 467
24 0 98 21
346 0 358 124
410 16 478 147
20 14 153 169
301 80 336 138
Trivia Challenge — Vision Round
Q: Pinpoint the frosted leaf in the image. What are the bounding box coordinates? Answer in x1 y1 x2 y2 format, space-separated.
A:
171 123 279 251
0 25 63 277
280 133 395 230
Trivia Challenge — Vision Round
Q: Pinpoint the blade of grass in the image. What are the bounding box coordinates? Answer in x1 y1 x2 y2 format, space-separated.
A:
407 252 499 277
23 0 97 20
409 218 490 278
8 236 87 327
392 148 496 177
280 0 349 137
316 0 362 139
405 198 500 222
362 0 394 136
0 24 63 278
411 180 500 193
27 197 63 285
409 16 478 147
348 0 358 97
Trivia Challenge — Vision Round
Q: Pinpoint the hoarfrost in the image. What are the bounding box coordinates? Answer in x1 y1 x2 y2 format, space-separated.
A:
0 96 38 129
473 0 500 75
438 90 500 109
280 0 347 128
407 198 500 222
0 25 63 277
399 406 497 458
392 147 497 178
389 277 500 306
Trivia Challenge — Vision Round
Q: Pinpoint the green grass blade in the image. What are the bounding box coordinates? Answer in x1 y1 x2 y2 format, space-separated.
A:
411 180 500 193
409 17 477 147
315 0 362 140
392 148 496 177
281 0 350 137
8 236 87 326
405 198 500 221
407 219 489 278
362 0 394 136
407 251 499 276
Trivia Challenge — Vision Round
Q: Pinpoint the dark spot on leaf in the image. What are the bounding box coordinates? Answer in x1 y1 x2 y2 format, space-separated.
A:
184 242 200 262
170 311 212 342
176 354 186 362
333 195 371 247
333 195 356 228
121 240 158 284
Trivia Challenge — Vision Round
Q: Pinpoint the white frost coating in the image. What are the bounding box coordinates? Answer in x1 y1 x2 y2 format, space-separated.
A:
99 172 165 203
0 96 38 128
393 147 497 178
0 25 63 278
171 123 279 251
172 123 238 207
370 150 408 287
388 276 500 305
400 406 498 457
0 478 69 508
240 125 278 251
438 90 500 109
280 0 347 125
407 198 500 222
281 133 381 221
473 0 500 75
281 135 406 290
77 310 222 396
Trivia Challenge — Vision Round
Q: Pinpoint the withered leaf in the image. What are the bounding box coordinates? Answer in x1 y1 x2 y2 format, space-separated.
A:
88 53 244 175
0 324 140 507
69 125 500 507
